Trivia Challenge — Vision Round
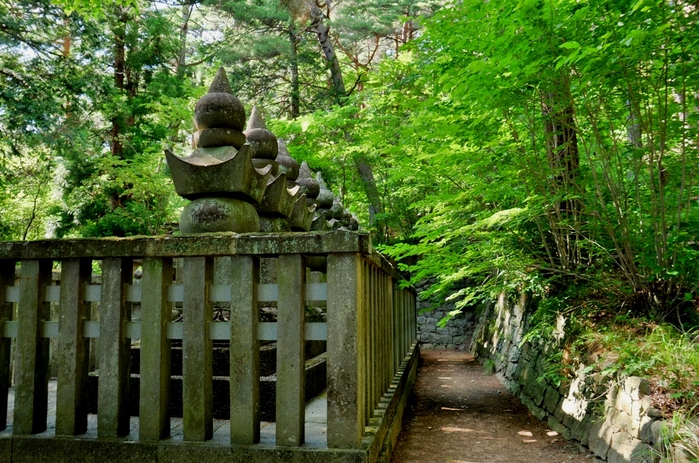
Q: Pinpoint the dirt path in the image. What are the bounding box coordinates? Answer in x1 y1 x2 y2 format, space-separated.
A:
390 350 594 463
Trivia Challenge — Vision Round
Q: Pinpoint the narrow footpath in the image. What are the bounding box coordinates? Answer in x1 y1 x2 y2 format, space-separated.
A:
390 350 594 463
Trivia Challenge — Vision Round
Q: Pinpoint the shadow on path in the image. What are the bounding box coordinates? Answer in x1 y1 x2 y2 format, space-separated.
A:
390 350 594 463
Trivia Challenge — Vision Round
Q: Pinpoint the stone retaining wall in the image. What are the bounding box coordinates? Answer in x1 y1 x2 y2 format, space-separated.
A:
415 281 476 350
470 292 671 463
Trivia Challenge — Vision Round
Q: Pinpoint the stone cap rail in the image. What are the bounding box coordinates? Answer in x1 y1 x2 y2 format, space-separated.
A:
0 230 368 259
0 230 411 292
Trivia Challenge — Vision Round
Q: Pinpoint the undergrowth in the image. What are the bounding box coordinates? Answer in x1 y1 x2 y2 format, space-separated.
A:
577 321 699 417
524 292 699 460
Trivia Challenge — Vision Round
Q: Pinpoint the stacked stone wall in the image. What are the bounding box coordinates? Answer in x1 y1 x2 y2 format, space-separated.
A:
415 281 475 350
470 292 679 463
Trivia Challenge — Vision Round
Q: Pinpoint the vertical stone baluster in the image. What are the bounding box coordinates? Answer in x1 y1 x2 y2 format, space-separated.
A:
383 273 390 391
229 255 260 444
182 256 213 441
14 259 51 434
327 253 365 449
389 279 395 381
403 289 408 358
362 259 374 424
411 290 416 346
392 282 399 376
370 265 377 413
397 288 405 362
0 260 15 431
56 258 91 435
139 257 173 440
98 257 133 437
276 254 305 446
361 259 374 425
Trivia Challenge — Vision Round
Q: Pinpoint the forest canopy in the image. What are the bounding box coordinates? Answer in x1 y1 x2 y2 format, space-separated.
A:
1 0 698 323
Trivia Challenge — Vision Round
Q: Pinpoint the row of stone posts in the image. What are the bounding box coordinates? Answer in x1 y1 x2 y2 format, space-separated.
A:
165 67 358 235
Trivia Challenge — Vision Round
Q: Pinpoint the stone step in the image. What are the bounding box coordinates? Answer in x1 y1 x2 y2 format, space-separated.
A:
85 354 327 422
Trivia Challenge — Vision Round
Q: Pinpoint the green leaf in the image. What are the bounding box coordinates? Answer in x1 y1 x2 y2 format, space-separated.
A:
559 41 581 49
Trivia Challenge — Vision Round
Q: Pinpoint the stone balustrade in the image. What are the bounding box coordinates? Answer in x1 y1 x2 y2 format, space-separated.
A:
0 230 418 463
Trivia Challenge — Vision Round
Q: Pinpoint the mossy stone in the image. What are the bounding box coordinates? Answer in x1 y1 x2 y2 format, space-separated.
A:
180 197 260 234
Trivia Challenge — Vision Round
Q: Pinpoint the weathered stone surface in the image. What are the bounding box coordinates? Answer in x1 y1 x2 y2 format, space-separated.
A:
276 139 300 180
290 194 316 232
12 437 159 463
0 438 10 463
257 173 298 218
14 260 52 435
245 106 279 160
587 420 614 460
193 69 244 130
543 386 561 414
607 433 651 463
180 197 260 234
610 409 634 434
624 377 650 400
194 92 246 131
296 162 320 199
0 230 373 259
166 145 271 203
245 128 279 160
193 128 246 149
569 413 591 445
258 216 291 232
315 172 334 209
639 415 657 444
615 389 634 416
252 158 280 177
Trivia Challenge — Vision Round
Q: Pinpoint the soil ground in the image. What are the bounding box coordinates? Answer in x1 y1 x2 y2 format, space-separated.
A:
390 350 596 463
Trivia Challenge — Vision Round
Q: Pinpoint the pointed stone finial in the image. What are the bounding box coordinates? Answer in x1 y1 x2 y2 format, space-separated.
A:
328 196 344 220
246 105 267 131
194 68 245 131
296 161 320 199
276 139 300 180
315 172 334 209
244 106 277 160
208 67 233 94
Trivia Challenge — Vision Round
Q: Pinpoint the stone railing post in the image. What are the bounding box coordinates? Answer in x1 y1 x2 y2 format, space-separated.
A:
326 252 365 448
182 256 213 441
139 257 174 440
97 257 133 438
0 260 15 431
56 258 91 435
14 259 52 435
276 254 306 446
229 255 260 445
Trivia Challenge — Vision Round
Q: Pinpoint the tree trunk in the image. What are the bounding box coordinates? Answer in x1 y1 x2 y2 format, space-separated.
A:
111 9 127 160
542 96 581 269
177 1 195 79
354 155 385 238
308 1 346 103
289 23 300 118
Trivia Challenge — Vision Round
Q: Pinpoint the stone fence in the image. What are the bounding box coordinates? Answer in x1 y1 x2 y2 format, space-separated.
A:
0 230 418 463
470 292 681 463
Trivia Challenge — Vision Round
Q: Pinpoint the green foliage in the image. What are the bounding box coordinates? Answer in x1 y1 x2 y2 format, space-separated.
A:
653 411 699 463
280 0 699 323
580 321 699 414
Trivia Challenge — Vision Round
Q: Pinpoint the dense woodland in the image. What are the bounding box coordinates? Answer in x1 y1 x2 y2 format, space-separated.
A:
2 0 699 423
